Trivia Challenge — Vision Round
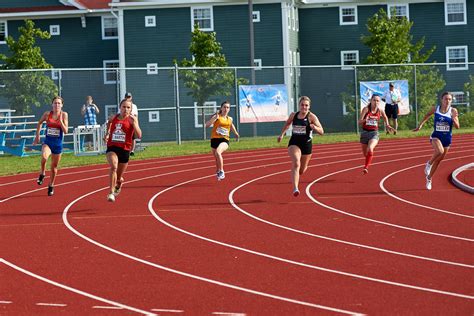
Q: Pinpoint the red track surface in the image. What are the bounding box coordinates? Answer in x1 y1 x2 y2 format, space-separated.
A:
1 135 473 315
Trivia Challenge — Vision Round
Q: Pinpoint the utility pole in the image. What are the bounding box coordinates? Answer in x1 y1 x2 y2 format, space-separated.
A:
249 0 257 136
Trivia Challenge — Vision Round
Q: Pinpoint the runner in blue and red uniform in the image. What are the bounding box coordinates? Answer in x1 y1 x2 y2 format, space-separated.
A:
33 96 69 196
104 98 142 202
359 94 393 174
414 91 460 190
278 96 324 197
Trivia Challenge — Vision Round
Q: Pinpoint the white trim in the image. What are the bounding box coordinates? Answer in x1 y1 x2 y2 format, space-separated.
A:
450 91 467 105
387 3 409 20
0 20 7 44
148 111 160 122
253 59 262 70
339 6 357 25
103 60 119 84
446 45 468 70
101 16 118 40
145 15 156 27
51 69 62 80
281 2 291 111
105 104 118 120
252 11 260 23
0 9 112 19
194 101 216 128
341 50 359 70
117 9 126 97
49 25 60 36
147 63 158 75
191 6 213 31
445 0 467 25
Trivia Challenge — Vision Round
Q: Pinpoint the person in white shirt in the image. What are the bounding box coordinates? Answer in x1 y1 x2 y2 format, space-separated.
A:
124 92 139 156
382 82 401 134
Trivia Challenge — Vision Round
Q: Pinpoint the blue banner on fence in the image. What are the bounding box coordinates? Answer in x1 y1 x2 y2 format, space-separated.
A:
239 84 289 123
360 80 410 115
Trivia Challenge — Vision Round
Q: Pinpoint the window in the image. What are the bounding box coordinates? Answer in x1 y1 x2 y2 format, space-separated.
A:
194 101 217 128
252 11 260 23
147 63 158 75
191 7 213 31
103 60 119 84
388 4 409 20
0 21 7 43
105 105 118 120
145 16 156 27
446 46 468 70
451 91 468 106
341 50 359 70
148 111 160 122
253 59 262 70
445 0 466 25
49 25 60 36
102 16 118 39
340 6 357 25
51 70 61 80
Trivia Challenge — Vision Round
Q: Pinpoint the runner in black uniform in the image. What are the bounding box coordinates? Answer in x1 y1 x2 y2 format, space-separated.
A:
278 96 324 197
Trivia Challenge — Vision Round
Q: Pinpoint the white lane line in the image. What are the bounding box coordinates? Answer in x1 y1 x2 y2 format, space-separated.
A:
36 302 67 307
0 258 155 316
228 162 474 268
380 162 474 218
306 152 474 242
148 171 474 300
63 173 363 315
92 305 124 309
150 308 184 313
212 312 246 316
0 301 12 304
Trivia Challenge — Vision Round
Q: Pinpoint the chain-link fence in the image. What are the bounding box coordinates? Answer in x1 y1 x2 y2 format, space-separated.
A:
0 63 472 143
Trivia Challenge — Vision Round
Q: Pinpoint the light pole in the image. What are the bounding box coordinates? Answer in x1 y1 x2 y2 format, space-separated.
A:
248 0 257 136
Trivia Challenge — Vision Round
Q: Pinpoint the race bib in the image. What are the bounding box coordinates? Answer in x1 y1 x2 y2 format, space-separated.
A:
216 126 229 136
46 127 60 137
435 122 450 132
112 130 126 143
366 118 378 127
292 125 307 135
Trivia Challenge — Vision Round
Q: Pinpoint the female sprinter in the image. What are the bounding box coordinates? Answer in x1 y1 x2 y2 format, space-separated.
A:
413 91 460 190
205 101 239 181
104 98 142 202
278 96 324 197
33 96 69 196
359 94 393 174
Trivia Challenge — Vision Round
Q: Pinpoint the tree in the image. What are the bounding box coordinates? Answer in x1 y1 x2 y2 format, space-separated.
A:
342 8 445 130
177 26 244 139
0 20 58 114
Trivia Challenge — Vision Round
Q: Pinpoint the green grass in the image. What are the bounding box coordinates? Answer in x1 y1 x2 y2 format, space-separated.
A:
1 128 473 176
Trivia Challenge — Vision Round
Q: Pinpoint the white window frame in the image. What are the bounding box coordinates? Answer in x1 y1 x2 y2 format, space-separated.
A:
191 6 214 31
295 7 299 31
339 6 358 25
101 16 118 40
451 91 467 105
51 69 61 80
387 4 409 20
446 46 468 70
103 60 119 84
287 4 291 30
194 101 217 128
0 21 7 44
292 6 297 31
342 100 350 116
252 11 260 23
145 16 156 27
253 59 262 71
445 0 467 25
147 63 158 75
148 111 160 122
49 25 60 36
341 50 359 70
105 104 118 120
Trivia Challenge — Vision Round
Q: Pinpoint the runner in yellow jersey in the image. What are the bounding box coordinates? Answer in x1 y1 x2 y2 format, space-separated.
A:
205 101 239 180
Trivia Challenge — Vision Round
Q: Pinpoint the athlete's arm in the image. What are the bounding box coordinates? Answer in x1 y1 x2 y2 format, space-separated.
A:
231 123 239 139
381 110 393 132
413 106 436 131
309 113 324 135
452 108 460 129
32 112 48 145
59 112 69 133
358 107 368 126
277 112 295 142
205 113 219 128
130 116 142 139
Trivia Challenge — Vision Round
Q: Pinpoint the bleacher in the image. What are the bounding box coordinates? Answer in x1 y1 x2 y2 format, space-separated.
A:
0 109 74 157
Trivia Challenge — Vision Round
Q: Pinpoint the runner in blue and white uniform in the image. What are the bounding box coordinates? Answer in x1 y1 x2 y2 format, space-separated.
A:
413 91 460 190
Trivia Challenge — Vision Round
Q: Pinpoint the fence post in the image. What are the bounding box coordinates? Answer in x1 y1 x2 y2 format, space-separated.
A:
234 67 240 134
58 69 62 96
115 69 120 106
414 64 418 127
174 64 182 145
354 65 359 134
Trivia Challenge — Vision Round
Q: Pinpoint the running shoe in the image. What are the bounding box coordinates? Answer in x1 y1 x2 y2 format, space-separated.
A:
424 161 431 176
37 174 45 185
47 185 54 196
114 177 124 196
130 151 135 156
293 188 300 197
217 170 225 180
426 176 432 190
363 168 369 174
107 193 116 202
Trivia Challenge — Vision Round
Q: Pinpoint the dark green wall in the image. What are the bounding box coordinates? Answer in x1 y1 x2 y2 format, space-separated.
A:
0 0 62 8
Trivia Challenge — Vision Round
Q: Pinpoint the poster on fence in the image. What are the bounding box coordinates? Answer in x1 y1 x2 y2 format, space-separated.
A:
239 84 289 123
360 80 410 115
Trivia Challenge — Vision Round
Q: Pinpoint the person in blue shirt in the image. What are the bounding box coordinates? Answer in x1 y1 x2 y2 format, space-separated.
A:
413 91 460 190
81 96 100 149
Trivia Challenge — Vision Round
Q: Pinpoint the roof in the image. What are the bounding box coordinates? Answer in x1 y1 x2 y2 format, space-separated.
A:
73 0 111 9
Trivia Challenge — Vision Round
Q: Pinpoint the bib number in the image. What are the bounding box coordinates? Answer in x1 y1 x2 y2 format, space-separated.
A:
292 125 306 135
435 122 450 132
112 130 126 143
216 126 229 136
46 127 60 137
366 119 378 127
